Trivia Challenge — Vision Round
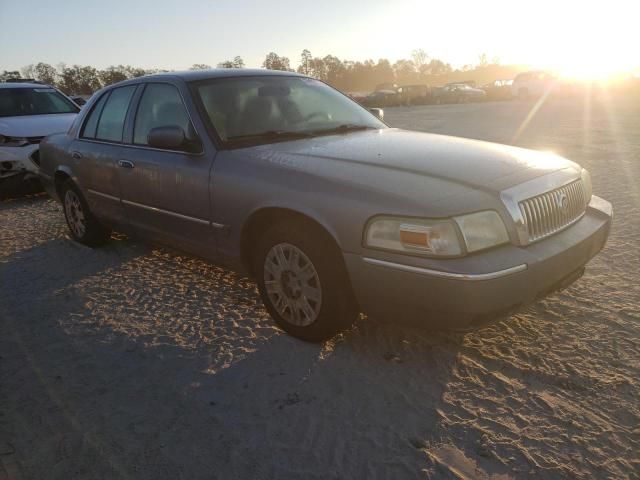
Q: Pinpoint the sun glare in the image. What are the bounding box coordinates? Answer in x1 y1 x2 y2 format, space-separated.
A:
374 0 637 84
551 48 633 82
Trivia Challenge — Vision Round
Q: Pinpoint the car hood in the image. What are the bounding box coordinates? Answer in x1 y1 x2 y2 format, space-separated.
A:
253 128 579 193
0 113 77 137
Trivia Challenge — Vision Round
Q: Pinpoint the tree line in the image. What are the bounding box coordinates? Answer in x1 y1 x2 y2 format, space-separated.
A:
1 49 521 95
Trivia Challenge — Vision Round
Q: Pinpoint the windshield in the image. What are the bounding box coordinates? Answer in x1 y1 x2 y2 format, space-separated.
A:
193 76 386 145
0 87 80 117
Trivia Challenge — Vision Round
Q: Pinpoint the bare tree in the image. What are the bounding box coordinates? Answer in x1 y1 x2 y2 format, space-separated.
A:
297 49 313 75
190 64 211 70
98 65 128 86
217 56 244 68
393 59 417 83
21 65 37 79
58 65 101 95
33 63 58 85
262 52 292 71
0 70 20 82
232 56 245 68
411 49 429 74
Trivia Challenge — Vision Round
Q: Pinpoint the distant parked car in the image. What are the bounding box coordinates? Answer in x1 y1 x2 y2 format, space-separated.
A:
374 82 399 92
433 83 486 104
482 79 513 101
363 89 400 107
39 69 611 342
398 84 431 105
0 81 79 186
512 71 556 99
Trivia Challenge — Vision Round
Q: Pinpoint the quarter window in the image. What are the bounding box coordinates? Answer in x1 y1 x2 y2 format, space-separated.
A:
81 92 109 139
95 85 136 142
133 84 191 145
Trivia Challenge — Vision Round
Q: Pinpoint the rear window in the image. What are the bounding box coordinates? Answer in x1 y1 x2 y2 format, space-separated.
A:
0 88 79 117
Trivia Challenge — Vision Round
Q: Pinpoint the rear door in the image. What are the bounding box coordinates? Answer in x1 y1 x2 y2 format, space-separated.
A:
72 84 139 226
116 81 216 257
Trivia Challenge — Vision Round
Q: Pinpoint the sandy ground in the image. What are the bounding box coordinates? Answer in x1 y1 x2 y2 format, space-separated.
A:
1 97 639 479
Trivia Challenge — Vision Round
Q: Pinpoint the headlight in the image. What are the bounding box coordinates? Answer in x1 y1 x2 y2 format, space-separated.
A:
364 216 463 256
0 135 29 147
454 210 509 253
364 210 509 257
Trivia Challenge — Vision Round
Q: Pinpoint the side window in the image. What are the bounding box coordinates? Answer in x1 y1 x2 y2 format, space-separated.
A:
81 92 109 139
133 83 191 145
95 85 136 143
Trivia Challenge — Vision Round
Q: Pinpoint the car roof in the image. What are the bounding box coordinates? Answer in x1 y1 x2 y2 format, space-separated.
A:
148 68 305 82
0 82 53 89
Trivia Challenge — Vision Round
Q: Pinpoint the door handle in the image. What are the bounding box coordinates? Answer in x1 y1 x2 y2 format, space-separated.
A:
71 151 83 159
118 160 135 169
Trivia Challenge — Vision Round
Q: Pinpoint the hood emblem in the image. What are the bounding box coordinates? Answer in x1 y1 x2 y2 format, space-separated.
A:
557 192 569 211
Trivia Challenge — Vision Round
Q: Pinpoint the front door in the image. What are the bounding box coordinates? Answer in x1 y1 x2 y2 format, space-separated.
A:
116 82 215 257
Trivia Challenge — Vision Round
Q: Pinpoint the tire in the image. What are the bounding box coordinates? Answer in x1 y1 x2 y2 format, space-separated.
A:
60 179 110 246
253 221 358 342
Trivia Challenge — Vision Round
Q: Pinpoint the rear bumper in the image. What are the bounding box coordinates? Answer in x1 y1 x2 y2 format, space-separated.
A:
344 195 612 329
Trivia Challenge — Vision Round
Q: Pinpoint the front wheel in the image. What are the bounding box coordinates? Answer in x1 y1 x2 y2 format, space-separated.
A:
61 180 110 246
254 222 358 342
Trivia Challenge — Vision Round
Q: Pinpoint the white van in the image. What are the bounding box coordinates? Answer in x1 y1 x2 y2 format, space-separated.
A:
512 71 556 99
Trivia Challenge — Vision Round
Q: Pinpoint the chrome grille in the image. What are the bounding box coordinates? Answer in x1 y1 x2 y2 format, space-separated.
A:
519 180 586 242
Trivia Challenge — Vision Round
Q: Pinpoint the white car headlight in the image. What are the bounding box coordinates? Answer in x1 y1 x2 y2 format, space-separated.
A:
454 210 509 253
364 210 509 257
0 135 29 147
364 216 463 256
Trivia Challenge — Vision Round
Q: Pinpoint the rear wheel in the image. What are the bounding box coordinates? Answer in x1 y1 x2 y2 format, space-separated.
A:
254 221 358 342
61 180 110 246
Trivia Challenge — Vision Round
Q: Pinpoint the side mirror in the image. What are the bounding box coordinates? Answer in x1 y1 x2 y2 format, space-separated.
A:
147 126 201 153
369 108 384 121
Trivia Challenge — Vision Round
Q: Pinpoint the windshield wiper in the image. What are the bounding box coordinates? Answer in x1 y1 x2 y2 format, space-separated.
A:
226 130 315 142
310 124 374 136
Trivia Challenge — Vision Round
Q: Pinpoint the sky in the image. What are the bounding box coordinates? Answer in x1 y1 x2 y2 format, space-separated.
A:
1 0 637 77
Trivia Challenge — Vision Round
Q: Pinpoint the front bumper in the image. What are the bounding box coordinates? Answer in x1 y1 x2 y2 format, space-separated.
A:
344 195 612 329
0 144 40 179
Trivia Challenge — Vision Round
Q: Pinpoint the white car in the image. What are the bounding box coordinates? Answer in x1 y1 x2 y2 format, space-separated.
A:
0 81 79 183
511 71 556 99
